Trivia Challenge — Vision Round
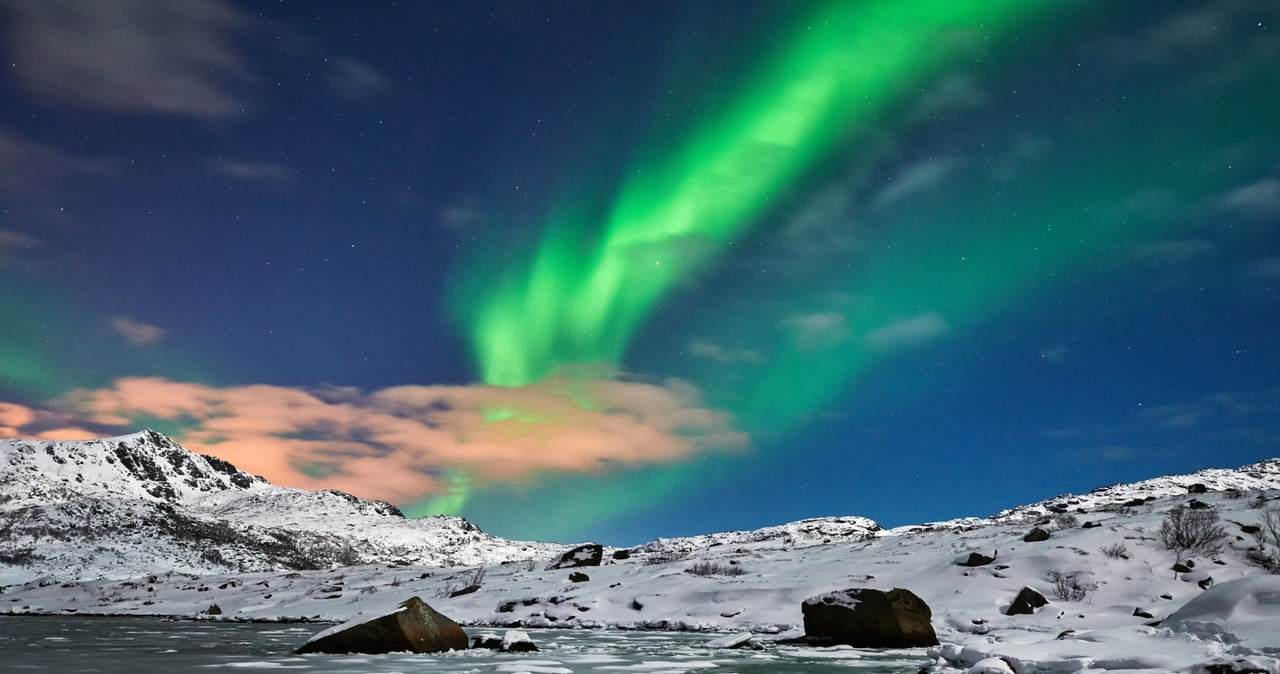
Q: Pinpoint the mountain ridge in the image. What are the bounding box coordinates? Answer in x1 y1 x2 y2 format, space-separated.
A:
0 431 562 583
4 430 1278 583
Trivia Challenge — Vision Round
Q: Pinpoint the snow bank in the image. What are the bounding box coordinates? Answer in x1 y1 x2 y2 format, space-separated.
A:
1165 576 1280 655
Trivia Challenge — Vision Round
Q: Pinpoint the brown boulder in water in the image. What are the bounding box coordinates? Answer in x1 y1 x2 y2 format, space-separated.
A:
296 596 467 654
801 587 939 648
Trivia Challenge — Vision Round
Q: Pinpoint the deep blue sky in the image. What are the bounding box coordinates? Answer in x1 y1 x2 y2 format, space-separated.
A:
1 0 1277 544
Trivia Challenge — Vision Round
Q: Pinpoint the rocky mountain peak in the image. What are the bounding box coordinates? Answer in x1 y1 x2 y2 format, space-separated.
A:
0 430 264 505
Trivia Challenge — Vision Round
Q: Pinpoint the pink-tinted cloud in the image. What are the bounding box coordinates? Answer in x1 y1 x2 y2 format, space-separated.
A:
109 316 168 346
36 374 745 505
0 401 97 440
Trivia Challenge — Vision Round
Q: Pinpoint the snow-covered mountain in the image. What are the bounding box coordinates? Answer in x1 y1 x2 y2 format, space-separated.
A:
631 516 882 555
0 431 563 583
3 433 1280 671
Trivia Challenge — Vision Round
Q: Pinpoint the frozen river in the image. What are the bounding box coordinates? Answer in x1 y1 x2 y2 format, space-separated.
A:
0 615 926 673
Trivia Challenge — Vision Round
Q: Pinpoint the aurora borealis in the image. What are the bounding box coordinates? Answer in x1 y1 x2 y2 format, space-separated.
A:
2 1 1278 543
461 0 1060 387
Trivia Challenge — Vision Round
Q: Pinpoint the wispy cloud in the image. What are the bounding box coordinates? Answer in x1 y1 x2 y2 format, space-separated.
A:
327 57 391 99
783 312 850 351
213 160 292 181
0 130 111 195
1067 445 1138 463
1245 257 1280 279
1133 5 1228 58
1043 387 1280 457
27 375 746 505
0 402 98 440
865 312 948 351
1131 238 1218 266
687 340 764 365
109 317 168 346
1104 0 1279 94
1220 178 1280 219
0 230 42 267
4 0 253 119
1040 343 1069 363
871 157 963 210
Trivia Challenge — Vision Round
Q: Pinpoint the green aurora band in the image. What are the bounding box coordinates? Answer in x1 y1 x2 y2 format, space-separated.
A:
433 0 1280 538
460 0 1063 388
428 0 1074 520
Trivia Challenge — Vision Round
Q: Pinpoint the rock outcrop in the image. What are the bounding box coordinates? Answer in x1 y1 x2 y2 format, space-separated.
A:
801 587 939 648
471 629 538 652
1006 586 1049 615
1023 527 1051 543
547 543 603 569
958 551 996 567
501 629 538 652
296 596 467 654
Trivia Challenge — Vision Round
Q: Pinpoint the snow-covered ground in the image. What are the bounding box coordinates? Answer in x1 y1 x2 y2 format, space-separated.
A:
3 432 1280 672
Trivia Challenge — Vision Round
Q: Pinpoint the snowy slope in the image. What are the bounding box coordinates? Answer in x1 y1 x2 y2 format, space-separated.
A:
631 515 882 554
0 431 563 583
3 433 1280 671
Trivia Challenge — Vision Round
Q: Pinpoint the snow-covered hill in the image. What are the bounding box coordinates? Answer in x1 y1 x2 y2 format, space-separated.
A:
3 433 1280 671
0 431 563 582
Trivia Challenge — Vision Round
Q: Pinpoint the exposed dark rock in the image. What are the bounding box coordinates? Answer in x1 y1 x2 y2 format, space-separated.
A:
958 551 996 567
372 501 405 518
548 543 603 569
501 630 538 652
612 550 631 560
295 597 467 655
1189 499 1210 510
471 633 502 650
450 584 481 598
1240 524 1261 535
1082 521 1098 529
801 587 938 648
1198 577 1214 590
206 604 222 616
1133 608 1154 619
1006 587 1049 616
200 453 255 488
569 572 589 583
630 598 644 611
1203 660 1270 674
1173 561 1195 574
1188 483 1208 494
1124 498 1147 507
1023 527 1051 543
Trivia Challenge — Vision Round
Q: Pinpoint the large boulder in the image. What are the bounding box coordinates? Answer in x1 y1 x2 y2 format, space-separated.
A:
296 596 467 654
1023 527 1051 543
958 551 996 567
801 587 939 648
501 629 539 653
1005 587 1049 615
547 543 603 569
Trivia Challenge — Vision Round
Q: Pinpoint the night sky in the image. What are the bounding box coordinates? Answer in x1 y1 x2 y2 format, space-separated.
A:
2 0 1278 545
